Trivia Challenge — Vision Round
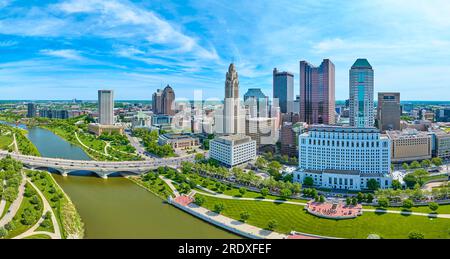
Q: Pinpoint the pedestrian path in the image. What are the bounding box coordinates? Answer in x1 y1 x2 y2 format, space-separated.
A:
0 173 26 227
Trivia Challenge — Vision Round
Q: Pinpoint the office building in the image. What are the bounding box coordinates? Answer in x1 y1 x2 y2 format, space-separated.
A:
152 89 163 114
280 122 306 157
273 68 294 114
432 129 450 159
222 63 245 135
386 129 432 163
377 92 401 132
243 88 269 118
435 108 450 122
27 103 37 118
299 59 335 125
161 85 175 116
98 90 114 125
245 117 278 147
158 133 200 150
38 109 69 119
349 59 374 128
294 126 392 190
210 135 257 167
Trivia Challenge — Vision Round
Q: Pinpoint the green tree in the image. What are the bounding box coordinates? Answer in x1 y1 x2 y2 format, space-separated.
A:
240 211 250 222
213 203 225 214
377 197 390 208
402 163 409 171
320 195 325 203
255 157 268 169
392 180 402 190
408 231 425 239
367 179 380 191
267 219 278 231
431 157 443 167
303 177 314 187
366 193 374 203
428 202 439 212
402 199 414 209
239 187 247 197
410 161 421 169
0 227 7 239
421 159 431 168
280 188 292 199
195 153 205 162
346 197 351 206
260 187 269 197
194 196 205 206
351 197 358 206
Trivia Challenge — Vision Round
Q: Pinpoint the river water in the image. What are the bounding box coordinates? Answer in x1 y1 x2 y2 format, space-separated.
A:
7 122 237 239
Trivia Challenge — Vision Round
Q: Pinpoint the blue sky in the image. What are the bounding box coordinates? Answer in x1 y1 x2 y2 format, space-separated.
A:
0 0 450 101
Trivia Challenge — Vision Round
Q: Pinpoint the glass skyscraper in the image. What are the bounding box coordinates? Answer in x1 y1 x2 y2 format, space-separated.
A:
273 68 294 114
299 59 335 125
349 59 374 128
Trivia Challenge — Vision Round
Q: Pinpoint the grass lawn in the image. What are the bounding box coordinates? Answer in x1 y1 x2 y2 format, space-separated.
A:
0 134 13 149
128 176 174 199
6 183 43 238
24 234 51 239
27 170 84 239
364 204 450 214
197 194 450 239
1 200 12 219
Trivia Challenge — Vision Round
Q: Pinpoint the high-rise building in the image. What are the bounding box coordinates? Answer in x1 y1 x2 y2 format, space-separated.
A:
273 68 294 114
299 59 335 125
98 90 114 125
39 109 69 119
245 117 278 147
161 85 175 116
377 92 400 132
294 126 392 191
27 103 36 118
152 89 163 114
223 63 243 134
210 135 257 167
243 88 269 118
349 59 374 128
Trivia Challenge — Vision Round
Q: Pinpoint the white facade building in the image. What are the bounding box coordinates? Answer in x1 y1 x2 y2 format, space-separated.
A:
98 90 114 125
294 126 392 190
210 135 256 167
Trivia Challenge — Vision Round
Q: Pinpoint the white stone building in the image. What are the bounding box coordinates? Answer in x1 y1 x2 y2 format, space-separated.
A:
294 126 392 190
210 135 256 167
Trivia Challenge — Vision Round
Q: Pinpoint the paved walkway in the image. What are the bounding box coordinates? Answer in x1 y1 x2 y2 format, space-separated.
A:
74 131 114 159
159 175 180 197
193 189 450 219
0 199 6 219
173 200 287 239
0 173 25 227
12 179 61 239
7 132 19 153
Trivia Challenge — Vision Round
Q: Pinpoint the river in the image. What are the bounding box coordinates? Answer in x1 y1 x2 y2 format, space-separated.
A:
6 122 238 239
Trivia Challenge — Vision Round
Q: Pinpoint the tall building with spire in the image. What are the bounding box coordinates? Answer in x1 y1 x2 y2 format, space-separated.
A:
221 63 245 135
349 58 374 128
299 59 335 125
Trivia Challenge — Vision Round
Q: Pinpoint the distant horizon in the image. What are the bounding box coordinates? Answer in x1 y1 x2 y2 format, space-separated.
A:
1 1 450 100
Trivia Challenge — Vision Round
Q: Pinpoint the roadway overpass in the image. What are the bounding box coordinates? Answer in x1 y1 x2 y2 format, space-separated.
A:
0 150 196 179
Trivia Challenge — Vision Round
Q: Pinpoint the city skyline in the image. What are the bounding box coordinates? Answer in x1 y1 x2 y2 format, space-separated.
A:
1 0 450 101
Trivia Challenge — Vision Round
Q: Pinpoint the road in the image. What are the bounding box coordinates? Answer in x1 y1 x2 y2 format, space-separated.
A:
0 173 26 227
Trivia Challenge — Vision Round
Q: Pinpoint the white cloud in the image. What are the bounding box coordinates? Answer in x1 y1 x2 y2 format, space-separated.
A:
0 40 17 47
40 49 83 60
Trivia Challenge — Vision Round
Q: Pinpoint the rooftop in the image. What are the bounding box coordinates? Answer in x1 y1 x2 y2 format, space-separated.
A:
386 129 431 139
351 58 372 69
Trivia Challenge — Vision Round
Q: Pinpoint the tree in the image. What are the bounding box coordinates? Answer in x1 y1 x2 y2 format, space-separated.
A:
195 153 205 162
402 163 409 171
402 199 414 209
408 231 425 239
432 157 443 167
280 188 292 199
303 177 314 187
377 197 390 208
428 202 439 212
410 161 421 169
421 159 431 168
320 195 325 203
366 193 374 203
260 187 269 197
392 180 402 190
346 197 351 206
239 187 247 197
267 219 278 231
255 157 268 169
240 211 250 222
351 197 358 206
357 192 364 203
367 179 380 191
194 196 205 206
0 227 7 239
213 203 225 214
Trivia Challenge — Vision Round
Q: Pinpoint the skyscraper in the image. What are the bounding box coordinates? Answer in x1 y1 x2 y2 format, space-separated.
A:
299 59 335 125
152 89 163 114
161 85 175 116
98 90 114 125
349 59 374 128
273 68 294 114
377 92 401 132
243 88 269 118
27 103 36 118
223 63 242 134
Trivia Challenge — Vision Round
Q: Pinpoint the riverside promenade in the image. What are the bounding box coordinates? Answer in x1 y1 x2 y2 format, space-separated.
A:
169 194 287 239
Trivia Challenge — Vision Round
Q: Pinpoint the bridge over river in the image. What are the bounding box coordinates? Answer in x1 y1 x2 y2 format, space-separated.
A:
0 150 196 178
